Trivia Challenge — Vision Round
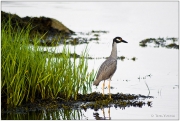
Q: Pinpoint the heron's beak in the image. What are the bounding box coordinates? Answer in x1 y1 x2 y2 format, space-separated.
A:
122 40 128 43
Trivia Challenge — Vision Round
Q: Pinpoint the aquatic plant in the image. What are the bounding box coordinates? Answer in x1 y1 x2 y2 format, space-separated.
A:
166 43 179 49
1 17 95 107
131 57 137 61
139 37 179 49
117 56 126 61
139 42 147 47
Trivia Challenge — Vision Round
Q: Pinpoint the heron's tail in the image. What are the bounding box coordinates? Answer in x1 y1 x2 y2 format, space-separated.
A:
93 79 100 86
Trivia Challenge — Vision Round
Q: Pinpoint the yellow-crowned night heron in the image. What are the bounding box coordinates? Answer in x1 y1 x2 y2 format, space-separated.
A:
93 37 128 98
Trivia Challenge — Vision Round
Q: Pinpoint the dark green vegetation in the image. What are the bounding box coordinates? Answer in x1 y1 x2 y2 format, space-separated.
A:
1 92 153 120
139 37 179 49
1 17 95 108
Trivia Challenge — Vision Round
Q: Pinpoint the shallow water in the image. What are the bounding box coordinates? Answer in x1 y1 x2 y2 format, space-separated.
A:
1 2 179 120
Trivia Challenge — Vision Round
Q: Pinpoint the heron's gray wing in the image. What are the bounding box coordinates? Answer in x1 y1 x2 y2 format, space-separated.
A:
96 58 117 81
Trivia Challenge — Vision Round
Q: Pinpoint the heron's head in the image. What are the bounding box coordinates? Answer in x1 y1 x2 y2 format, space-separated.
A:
113 37 128 43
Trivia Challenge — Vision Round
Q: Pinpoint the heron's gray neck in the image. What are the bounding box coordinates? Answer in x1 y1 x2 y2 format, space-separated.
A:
110 42 117 59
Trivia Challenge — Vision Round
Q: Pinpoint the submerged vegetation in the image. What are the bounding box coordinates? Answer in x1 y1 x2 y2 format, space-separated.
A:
139 37 179 49
1 17 95 108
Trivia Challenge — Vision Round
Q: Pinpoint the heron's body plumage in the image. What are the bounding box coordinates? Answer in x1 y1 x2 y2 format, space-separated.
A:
93 42 118 86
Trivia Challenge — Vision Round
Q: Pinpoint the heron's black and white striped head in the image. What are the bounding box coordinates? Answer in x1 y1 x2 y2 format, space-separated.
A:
113 37 128 44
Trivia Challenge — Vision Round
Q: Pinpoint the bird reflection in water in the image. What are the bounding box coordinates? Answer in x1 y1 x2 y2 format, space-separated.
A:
93 107 111 120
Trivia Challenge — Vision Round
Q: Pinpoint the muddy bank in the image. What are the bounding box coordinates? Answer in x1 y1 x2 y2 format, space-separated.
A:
2 11 74 46
1 11 74 34
1 92 153 116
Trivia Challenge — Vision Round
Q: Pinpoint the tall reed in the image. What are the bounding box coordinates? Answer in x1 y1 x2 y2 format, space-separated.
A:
1 17 95 107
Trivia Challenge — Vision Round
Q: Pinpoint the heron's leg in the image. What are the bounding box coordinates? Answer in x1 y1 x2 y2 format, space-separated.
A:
108 107 111 120
102 80 105 96
102 108 105 118
108 79 111 98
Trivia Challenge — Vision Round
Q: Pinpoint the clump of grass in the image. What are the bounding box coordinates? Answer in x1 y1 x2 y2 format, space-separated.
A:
1 17 95 107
